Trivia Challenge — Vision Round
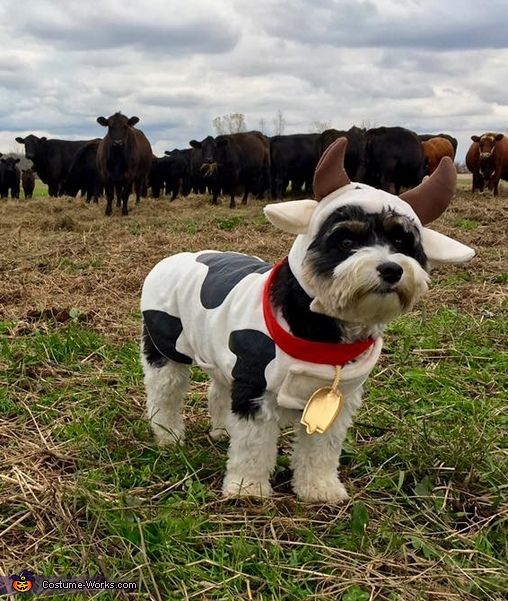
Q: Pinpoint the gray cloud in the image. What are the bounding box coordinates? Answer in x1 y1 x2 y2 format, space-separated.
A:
252 0 508 50
3 0 239 54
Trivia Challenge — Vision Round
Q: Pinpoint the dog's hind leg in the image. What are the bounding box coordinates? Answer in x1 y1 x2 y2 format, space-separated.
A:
291 405 356 504
207 379 230 440
141 350 190 446
222 410 279 498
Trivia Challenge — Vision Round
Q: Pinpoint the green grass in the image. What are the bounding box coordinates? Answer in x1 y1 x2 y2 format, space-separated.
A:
454 218 481 230
1 307 506 600
27 178 49 198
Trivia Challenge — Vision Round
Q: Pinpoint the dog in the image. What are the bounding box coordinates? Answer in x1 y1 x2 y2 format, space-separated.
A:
140 138 475 503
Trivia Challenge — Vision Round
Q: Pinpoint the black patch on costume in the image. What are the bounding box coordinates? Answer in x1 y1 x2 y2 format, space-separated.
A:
142 310 193 366
197 252 272 309
142 322 168 368
307 204 428 277
229 329 276 419
270 261 345 343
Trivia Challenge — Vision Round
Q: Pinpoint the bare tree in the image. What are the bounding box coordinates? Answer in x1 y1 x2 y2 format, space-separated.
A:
212 113 247 135
258 118 267 134
358 119 378 130
309 120 331 133
212 116 226 135
272 110 286 136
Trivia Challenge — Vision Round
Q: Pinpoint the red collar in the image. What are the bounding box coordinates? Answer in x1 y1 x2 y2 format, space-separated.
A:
262 259 375 365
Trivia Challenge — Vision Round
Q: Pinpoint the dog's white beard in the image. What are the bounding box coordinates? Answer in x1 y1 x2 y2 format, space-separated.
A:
303 246 430 325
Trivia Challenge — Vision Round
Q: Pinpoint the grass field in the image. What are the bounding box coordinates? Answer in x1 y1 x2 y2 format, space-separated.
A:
0 180 507 600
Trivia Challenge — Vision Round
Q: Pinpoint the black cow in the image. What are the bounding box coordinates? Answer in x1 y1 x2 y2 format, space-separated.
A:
190 132 270 208
96 113 153 216
163 149 193 199
0 157 21 199
149 152 191 201
61 139 103 203
188 137 220 197
270 133 320 199
189 147 207 194
318 126 366 180
418 133 458 160
22 168 36 199
15 135 90 197
148 156 166 199
359 126 425 194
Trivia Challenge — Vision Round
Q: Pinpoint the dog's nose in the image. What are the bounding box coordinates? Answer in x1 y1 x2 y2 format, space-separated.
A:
377 262 403 284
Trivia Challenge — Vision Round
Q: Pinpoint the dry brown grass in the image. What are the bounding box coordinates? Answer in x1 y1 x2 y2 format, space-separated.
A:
1 184 506 338
0 195 294 341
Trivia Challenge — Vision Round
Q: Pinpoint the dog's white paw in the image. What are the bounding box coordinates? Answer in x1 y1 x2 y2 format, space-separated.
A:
151 423 185 447
222 475 272 499
293 477 349 504
209 426 229 441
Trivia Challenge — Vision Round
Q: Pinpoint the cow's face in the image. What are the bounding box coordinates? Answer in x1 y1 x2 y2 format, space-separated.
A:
164 149 184 160
15 134 46 161
472 133 504 160
190 136 216 165
1 157 20 173
97 113 139 147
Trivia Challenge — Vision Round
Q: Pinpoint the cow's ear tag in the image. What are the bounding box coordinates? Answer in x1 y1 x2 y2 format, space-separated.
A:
301 366 343 434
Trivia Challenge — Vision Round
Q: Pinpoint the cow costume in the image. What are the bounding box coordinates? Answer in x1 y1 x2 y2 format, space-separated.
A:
140 138 475 503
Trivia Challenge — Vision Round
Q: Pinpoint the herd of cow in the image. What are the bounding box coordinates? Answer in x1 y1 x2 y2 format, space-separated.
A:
1 112 506 215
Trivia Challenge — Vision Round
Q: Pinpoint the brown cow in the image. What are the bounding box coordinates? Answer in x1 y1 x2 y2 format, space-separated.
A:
467 132 508 196
421 136 455 176
418 133 458 159
465 139 483 193
96 113 152 216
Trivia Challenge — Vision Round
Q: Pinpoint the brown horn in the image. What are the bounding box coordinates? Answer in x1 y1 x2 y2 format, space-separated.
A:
313 137 350 201
400 156 456 225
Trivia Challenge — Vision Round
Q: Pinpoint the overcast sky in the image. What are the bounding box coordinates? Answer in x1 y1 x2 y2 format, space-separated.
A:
1 0 508 161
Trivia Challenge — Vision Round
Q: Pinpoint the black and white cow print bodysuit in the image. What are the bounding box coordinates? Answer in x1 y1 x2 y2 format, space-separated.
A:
141 251 383 418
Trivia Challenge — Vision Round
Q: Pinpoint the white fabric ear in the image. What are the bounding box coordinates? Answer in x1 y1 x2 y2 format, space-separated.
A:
421 228 476 264
264 200 318 234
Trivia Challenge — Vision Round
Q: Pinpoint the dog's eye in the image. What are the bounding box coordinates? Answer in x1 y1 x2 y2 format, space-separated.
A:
339 238 355 250
390 228 414 251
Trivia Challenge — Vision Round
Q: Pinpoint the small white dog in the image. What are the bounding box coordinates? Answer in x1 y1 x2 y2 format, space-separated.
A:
140 138 475 503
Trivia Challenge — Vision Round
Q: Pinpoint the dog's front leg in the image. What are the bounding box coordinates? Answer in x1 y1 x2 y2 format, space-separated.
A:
207 379 231 441
222 410 279 498
291 409 352 504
